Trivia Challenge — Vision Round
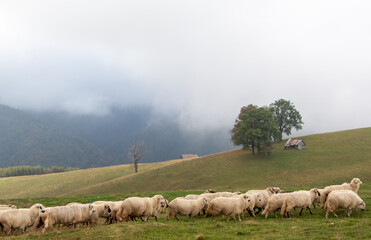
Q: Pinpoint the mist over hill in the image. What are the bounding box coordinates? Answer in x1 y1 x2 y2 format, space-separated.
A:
30 106 236 165
0 105 113 168
0 104 235 168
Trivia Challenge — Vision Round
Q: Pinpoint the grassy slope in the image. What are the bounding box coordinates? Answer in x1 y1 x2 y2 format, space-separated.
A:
0 128 370 199
0 128 370 239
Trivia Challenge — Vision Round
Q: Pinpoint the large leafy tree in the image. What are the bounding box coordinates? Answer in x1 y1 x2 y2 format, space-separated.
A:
231 105 280 157
269 99 303 137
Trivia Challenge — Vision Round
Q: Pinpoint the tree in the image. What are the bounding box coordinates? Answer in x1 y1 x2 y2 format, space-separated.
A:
231 105 280 157
269 99 303 138
128 142 145 173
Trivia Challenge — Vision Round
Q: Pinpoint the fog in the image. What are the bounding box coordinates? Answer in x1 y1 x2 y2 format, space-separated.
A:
1 0 370 136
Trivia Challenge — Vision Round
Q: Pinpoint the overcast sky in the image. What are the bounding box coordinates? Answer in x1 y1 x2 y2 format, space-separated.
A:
0 0 370 136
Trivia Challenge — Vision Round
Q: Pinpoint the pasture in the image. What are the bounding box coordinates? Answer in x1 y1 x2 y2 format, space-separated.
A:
0 128 370 239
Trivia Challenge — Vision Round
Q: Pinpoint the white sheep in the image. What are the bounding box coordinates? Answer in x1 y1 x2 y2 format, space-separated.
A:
324 190 366 218
320 178 363 207
166 197 208 222
280 188 320 217
204 194 251 222
324 178 363 193
117 195 165 222
0 203 45 235
246 187 278 214
67 203 111 225
42 204 95 233
261 194 287 218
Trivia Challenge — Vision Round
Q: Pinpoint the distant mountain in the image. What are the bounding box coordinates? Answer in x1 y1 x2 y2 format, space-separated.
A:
30 106 236 164
0 105 113 168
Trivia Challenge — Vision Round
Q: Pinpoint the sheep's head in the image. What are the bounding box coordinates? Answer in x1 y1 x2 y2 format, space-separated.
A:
351 178 362 185
273 187 281 194
358 202 366 211
105 204 112 213
202 197 208 205
310 188 321 198
266 187 275 194
88 204 96 213
32 203 45 213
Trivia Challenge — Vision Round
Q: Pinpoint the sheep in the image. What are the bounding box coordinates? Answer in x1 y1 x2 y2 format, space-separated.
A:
0 205 17 211
0 203 45 235
324 190 366 218
324 178 362 193
261 194 287 218
42 204 95 233
0 204 16 209
280 188 320 217
92 201 123 224
67 203 111 225
246 187 278 214
166 197 208 222
320 178 363 207
231 194 260 218
117 195 165 222
204 194 251 222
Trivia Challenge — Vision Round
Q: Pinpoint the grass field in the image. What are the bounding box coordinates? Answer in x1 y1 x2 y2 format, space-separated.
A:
1 185 370 240
0 128 370 239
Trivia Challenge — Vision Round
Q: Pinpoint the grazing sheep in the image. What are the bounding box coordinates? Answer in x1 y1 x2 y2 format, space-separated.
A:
261 194 287 218
42 204 95 233
320 178 363 207
204 194 251 222
246 187 278 214
280 188 320 217
0 203 45 235
324 190 366 218
166 197 208 222
117 195 165 222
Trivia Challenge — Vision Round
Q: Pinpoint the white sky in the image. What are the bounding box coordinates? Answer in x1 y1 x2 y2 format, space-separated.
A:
0 0 370 135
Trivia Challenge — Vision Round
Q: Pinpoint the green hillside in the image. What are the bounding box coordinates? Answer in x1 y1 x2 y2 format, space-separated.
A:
0 128 370 200
0 105 113 168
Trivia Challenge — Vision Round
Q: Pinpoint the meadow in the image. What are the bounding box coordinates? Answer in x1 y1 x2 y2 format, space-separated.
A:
0 128 370 239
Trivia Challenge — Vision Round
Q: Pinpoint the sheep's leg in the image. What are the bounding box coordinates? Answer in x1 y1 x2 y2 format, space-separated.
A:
325 210 329 219
221 215 225 221
155 216 158 222
193 216 196 222
308 207 313 215
254 208 262 215
175 215 180 222
231 214 237 221
212 214 216 222
226 216 231 222
238 214 241 222
299 208 304 216
332 210 338 218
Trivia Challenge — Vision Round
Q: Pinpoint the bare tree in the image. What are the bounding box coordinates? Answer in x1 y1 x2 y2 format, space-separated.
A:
128 142 145 173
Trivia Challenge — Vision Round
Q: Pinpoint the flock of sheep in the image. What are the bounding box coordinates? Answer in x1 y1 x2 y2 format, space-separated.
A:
0 177 365 236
